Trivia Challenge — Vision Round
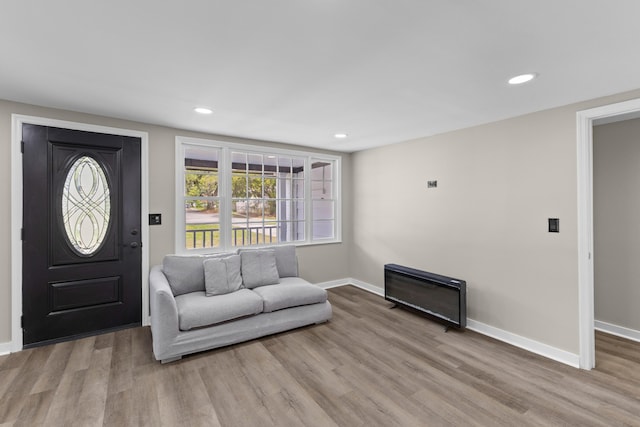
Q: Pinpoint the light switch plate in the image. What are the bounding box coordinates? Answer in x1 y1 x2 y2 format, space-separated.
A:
149 213 162 225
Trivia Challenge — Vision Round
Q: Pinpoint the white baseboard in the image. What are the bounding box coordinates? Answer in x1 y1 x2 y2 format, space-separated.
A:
466 319 580 368
317 278 384 296
346 278 384 296
316 278 351 290
595 320 640 343
326 278 580 368
0 341 11 356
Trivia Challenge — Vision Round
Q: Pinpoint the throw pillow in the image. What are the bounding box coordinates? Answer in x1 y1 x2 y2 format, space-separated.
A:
162 255 208 296
240 249 280 289
162 252 236 296
204 255 243 296
272 245 298 277
239 245 298 277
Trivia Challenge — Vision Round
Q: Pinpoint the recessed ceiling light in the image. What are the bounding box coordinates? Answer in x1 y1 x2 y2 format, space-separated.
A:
508 73 537 85
334 133 348 139
194 107 213 114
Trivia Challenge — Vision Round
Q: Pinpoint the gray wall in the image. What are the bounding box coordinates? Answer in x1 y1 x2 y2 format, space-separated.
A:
0 99 352 344
5 87 640 355
594 118 640 331
350 89 640 355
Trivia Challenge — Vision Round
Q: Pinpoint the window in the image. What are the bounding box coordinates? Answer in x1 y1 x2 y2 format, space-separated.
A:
176 137 340 252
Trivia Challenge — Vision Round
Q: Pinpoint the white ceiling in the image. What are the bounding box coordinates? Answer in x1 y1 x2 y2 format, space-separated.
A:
2 1 640 152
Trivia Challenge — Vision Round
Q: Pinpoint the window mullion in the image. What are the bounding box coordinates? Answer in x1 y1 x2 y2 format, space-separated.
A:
175 141 187 252
219 147 232 251
305 156 312 244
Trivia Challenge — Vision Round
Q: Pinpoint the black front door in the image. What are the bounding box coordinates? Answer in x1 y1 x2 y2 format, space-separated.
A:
22 124 142 347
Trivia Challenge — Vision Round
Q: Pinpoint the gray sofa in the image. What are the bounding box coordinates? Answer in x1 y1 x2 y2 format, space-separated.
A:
149 245 332 363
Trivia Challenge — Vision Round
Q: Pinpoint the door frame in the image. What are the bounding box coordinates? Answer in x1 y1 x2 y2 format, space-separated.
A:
11 114 150 352
576 97 640 369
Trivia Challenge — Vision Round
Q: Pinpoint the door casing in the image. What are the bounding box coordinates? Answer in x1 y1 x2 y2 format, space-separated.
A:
577 97 640 369
11 114 149 352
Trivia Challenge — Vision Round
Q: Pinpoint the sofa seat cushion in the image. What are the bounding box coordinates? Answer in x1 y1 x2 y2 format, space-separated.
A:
251 279 328 313
175 289 263 331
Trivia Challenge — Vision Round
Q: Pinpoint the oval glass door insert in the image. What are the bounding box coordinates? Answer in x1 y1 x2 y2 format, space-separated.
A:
62 156 111 255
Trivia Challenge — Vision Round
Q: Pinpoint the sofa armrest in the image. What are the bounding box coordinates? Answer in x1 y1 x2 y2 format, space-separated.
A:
149 265 180 357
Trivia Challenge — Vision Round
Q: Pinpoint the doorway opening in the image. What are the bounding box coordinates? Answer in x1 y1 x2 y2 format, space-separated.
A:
577 97 640 369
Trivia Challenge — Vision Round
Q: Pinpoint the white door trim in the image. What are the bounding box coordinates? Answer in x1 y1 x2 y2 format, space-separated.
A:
576 97 640 369
11 114 150 352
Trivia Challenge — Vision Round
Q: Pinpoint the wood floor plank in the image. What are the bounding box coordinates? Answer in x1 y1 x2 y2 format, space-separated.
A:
13 390 54 426
156 362 221 427
41 370 87 426
3 285 640 426
30 339 74 394
72 347 112 426
65 336 97 374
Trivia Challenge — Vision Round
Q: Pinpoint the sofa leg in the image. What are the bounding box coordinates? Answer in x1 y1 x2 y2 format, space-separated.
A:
161 356 182 364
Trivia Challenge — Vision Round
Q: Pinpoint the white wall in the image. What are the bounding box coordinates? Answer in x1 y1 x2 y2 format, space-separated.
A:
594 118 640 332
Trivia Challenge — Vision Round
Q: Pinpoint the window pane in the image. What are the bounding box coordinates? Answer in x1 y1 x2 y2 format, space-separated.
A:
184 147 219 198
294 221 306 241
311 180 332 199
185 198 219 214
62 156 111 256
185 147 219 169
248 154 263 173
277 221 305 242
247 174 262 198
278 157 292 177
232 198 247 218
312 200 334 220
248 202 264 222
293 179 304 198
293 200 305 220
185 198 220 250
265 200 276 217
313 220 334 240
264 176 276 199
185 172 218 197
185 223 220 250
231 152 247 171
292 158 304 178
232 174 247 198
231 223 278 247
311 161 331 180
276 200 305 221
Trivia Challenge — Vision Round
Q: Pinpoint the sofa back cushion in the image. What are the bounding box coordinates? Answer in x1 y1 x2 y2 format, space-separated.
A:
272 245 298 277
240 249 280 289
204 255 243 296
239 245 298 278
162 252 235 296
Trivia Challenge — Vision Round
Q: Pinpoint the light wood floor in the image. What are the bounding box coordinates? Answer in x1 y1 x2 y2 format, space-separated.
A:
2 285 640 426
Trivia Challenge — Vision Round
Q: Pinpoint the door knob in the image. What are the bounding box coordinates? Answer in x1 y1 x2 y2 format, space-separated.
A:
130 242 139 248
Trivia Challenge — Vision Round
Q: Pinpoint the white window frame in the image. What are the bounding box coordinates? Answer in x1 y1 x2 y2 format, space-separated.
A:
175 136 342 253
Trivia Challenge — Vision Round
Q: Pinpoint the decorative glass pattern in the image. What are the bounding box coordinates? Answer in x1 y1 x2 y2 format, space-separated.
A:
62 156 111 255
